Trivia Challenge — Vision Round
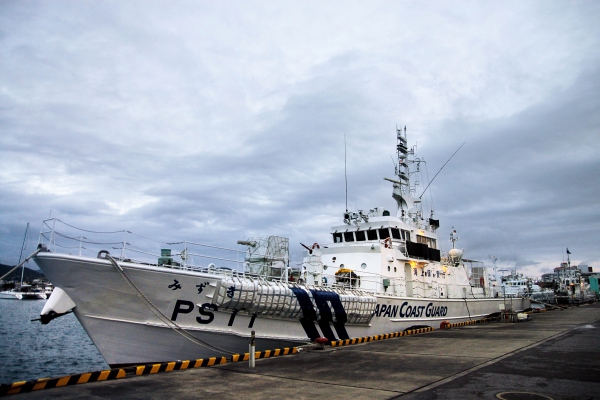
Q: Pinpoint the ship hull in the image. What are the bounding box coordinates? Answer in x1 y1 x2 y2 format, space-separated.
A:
0 290 45 300
34 252 529 367
15 292 46 300
0 291 19 300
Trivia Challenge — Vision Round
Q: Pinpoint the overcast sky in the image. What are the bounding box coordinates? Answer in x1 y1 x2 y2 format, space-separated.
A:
1 1 599 278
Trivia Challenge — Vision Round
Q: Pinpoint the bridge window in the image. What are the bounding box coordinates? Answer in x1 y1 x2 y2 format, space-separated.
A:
378 228 390 240
367 230 378 240
343 232 355 242
355 230 366 241
391 228 401 240
333 233 343 243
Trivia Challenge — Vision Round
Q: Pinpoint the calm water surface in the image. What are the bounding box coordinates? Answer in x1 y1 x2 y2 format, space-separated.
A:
0 298 109 384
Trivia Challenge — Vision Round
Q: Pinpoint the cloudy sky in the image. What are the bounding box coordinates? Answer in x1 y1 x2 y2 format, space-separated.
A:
1 1 599 278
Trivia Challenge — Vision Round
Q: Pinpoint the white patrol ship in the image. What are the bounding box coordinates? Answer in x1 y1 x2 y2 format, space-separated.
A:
32 127 529 367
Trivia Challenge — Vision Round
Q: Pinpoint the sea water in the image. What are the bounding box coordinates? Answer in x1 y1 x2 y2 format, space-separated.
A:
0 298 109 385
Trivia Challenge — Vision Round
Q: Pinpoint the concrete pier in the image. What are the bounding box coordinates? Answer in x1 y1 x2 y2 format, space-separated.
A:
10 303 600 399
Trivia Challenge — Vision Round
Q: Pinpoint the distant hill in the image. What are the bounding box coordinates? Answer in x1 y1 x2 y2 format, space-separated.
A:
0 262 47 283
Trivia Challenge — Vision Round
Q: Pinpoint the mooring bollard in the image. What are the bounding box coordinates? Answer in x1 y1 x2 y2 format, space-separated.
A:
249 330 256 368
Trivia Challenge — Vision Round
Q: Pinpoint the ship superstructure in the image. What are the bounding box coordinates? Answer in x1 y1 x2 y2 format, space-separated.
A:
301 127 484 300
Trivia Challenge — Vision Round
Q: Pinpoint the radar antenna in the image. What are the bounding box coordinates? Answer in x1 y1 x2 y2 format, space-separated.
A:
450 228 459 249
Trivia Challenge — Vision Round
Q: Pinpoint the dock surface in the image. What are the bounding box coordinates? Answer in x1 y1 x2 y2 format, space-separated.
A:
12 303 600 399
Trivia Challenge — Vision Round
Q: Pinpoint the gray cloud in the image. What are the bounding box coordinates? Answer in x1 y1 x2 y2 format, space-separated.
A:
1 1 599 278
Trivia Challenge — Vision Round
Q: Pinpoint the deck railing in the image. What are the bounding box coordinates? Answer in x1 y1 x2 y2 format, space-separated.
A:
37 218 247 273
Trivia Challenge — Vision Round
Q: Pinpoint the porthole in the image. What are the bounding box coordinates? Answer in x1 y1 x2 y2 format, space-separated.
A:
394 267 397 272
361 263 367 269
323 265 328 270
387 266 390 271
340 264 344 269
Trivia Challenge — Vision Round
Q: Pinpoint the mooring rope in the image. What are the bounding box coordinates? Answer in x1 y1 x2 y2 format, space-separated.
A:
0 248 41 281
101 251 235 355
463 296 472 321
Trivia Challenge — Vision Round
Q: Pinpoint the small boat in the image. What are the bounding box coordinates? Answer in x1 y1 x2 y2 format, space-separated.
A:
0 285 46 300
33 127 529 367
496 271 554 303
0 290 20 300
0 284 47 300
553 249 596 305
0 223 46 300
43 283 54 299
13 284 47 300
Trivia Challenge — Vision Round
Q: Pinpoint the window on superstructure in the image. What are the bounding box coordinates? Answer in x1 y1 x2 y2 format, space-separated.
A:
378 228 390 240
403 230 411 242
391 228 401 240
367 230 378 240
417 235 435 247
343 232 355 242
333 233 343 243
355 230 366 241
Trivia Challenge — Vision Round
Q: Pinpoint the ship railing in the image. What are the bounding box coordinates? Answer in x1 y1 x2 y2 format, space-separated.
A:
329 266 488 299
36 218 247 272
397 217 438 233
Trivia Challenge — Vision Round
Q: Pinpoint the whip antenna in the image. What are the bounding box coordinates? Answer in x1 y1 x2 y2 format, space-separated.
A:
420 142 465 199
344 135 348 212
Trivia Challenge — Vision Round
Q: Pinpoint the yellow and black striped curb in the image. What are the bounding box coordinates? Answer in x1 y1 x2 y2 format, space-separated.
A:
330 317 499 348
0 368 128 397
0 347 298 397
231 347 297 362
443 316 498 328
331 327 435 347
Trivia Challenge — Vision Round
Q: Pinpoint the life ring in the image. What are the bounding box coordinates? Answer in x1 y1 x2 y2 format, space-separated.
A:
383 237 392 249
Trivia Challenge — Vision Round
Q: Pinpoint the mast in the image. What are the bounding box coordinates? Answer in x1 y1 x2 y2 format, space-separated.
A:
396 125 409 186
450 228 459 249
385 126 420 222
18 223 29 286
